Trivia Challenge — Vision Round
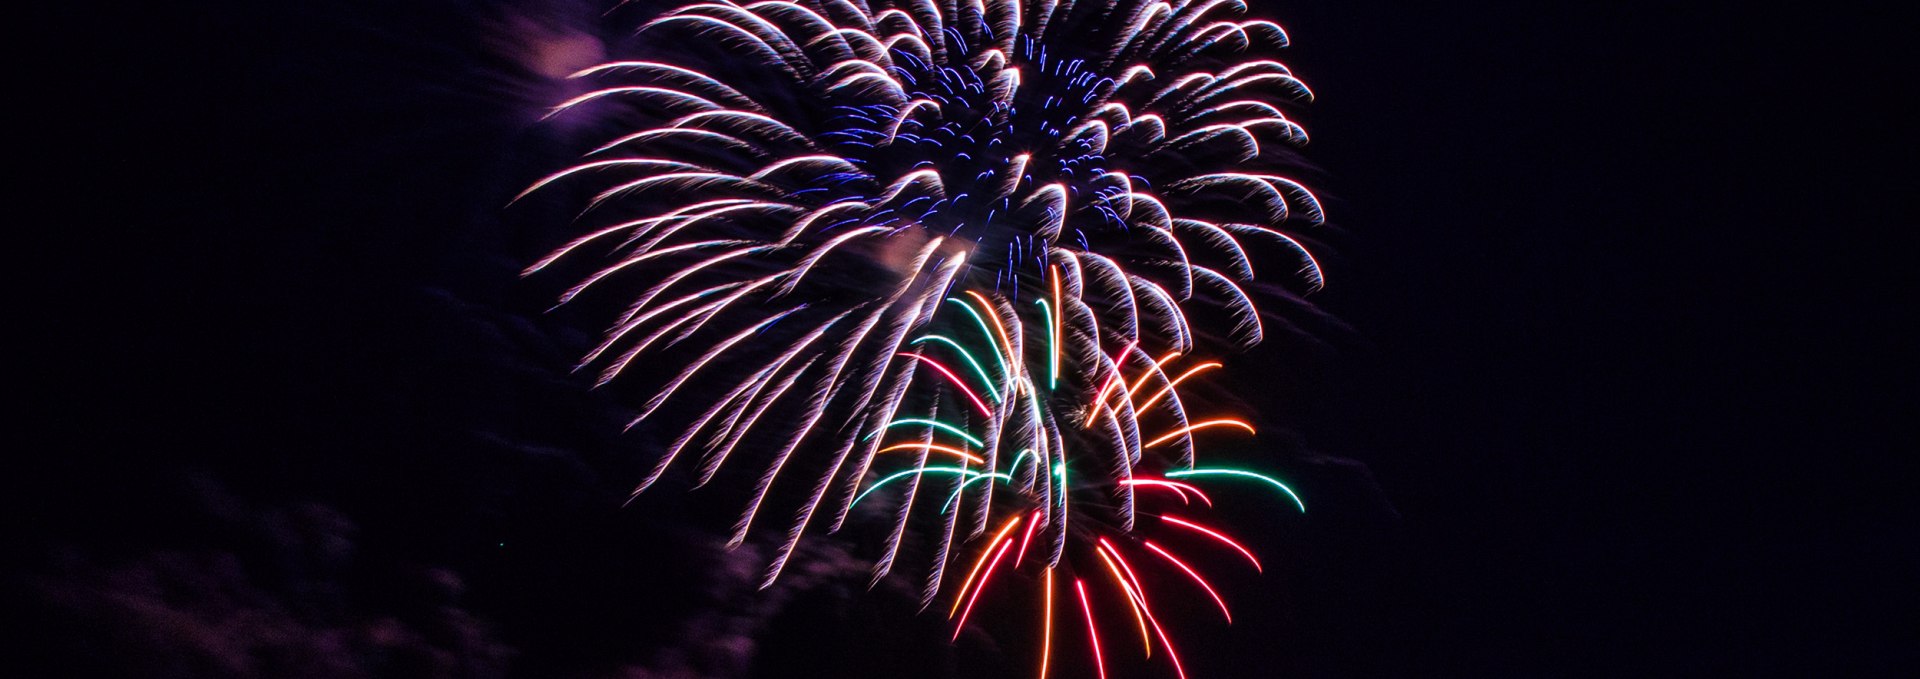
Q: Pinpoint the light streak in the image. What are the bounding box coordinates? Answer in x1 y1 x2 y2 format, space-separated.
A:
1125 352 1188 404
1120 479 1214 506
1143 418 1256 448
950 515 1025 616
1007 448 1041 478
1134 361 1221 416
1014 509 1042 568
874 442 985 464
869 417 985 447
1034 298 1057 390
946 297 1011 382
1039 568 1054 679
1101 539 1188 679
1085 340 1141 427
962 290 1019 375
1143 540 1231 622
910 335 1002 402
896 353 994 417
1165 468 1307 513
1160 515 1263 572
1050 265 1062 389
1075 579 1108 679
1088 349 1184 429
1093 542 1153 657
854 467 999 508
952 536 1016 638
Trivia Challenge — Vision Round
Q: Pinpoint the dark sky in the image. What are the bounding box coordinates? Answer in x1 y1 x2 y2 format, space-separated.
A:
21 1 1908 677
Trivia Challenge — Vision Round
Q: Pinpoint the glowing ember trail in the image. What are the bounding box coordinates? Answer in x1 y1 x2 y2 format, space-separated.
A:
1143 540 1232 622
1076 579 1109 679
1040 567 1055 679
1160 515 1264 573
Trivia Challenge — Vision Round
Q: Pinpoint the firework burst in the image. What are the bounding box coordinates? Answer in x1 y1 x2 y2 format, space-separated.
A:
522 0 1325 675
846 286 1304 678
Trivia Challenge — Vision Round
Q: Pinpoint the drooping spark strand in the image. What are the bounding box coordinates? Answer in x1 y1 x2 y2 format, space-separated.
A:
1075 579 1108 679
1142 540 1232 623
875 442 986 464
1039 568 1054 679
1165 468 1307 513
910 335 1003 402
950 515 1025 617
853 467 1003 508
1107 351 1188 426
869 417 986 447
895 353 995 417
1093 542 1154 657
1014 509 1042 568
1133 361 1221 416
1085 340 1142 427
1050 266 1062 389
946 297 1012 384
952 536 1017 639
961 291 1020 375
1100 540 1188 679
1120 479 1214 506
1034 298 1057 390
1159 515 1264 572
1143 418 1257 448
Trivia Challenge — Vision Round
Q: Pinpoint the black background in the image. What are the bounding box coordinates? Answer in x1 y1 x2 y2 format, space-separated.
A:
20 1 1910 677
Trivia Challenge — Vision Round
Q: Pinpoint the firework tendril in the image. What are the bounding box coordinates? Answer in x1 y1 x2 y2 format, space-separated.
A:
524 0 1326 675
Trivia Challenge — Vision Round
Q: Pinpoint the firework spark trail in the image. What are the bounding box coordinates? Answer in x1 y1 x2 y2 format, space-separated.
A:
524 0 1334 675
1159 514 1262 572
874 397 939 585
824 251 959 532
1075 579 1108 679
1142 540 1230 622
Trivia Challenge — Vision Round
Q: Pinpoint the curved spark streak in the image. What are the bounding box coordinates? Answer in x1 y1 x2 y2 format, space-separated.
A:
1039 568 1055 679
949 515 1024 614
1089 349 1184 428
1099 540 1188 679
1159 515 1263 572
940 472 1006 512
1093 544 1153 657
854 466 998 508
876 442 987 464
945 297 1012 383
952 537 1016 638
1133 361 1220 416
1013 509 1042 568
1142 540 1231 622
1087 341 1142 421
1034 298 1057 389
870 417 986 447
1120 479 1214 507
960 291 1019 374
895 353 995 417
1143 418 1256 448
699 355 818 483
1165 469 1307 513
1126 351 1188 403
910 335 1002 401
1075 579 1108 679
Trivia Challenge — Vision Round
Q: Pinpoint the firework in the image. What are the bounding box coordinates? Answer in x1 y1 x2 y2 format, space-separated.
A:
846 291 1302 678
522 0 1324 675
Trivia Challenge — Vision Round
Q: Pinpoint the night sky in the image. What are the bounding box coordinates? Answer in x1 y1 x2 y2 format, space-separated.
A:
21 1 1908 677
